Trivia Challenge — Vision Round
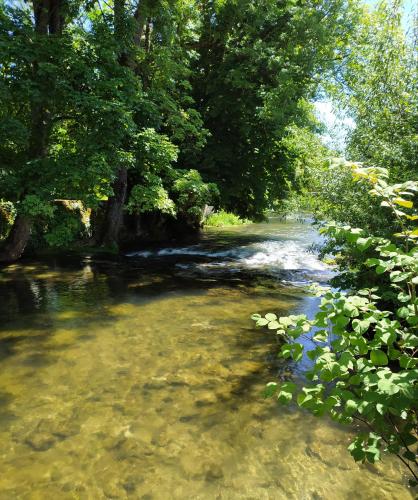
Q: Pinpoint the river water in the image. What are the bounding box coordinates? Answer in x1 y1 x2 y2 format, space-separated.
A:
0 218 413 499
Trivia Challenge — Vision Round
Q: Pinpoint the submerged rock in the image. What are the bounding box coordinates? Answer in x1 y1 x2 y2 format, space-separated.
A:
24 431 56 452
22 415 80 452
194 391 218 407
205 463 224 482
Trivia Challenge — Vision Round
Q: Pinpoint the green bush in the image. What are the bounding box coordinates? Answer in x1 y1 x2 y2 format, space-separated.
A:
43 202 88 248
172 169 219 220
0 200 15 240
205 210 250 227
127 178 176 216
253 166 418 484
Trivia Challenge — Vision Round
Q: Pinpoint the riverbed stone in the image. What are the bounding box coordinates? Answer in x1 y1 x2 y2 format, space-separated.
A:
204 463 224 482
24 430 56 452
194 391 218 407
102 480 124 499
22 416 80 451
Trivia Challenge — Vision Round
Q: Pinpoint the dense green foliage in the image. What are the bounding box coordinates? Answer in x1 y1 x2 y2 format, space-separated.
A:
0 0 216 257
205 210 249 227
254 167 418 482
193 0 359 219
253 6 418 466
283 1 418 288
0 200 14 239
253 3 418 479
333 1 417 180
0 0 363 259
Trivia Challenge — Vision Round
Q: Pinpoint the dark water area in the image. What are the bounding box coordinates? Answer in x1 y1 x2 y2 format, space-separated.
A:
0 218 412 498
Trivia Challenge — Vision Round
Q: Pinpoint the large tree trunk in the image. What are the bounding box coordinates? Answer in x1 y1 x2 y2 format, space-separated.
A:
4 0 66 262
101 167 128 247
0 215 32 263
2 1 49 263
100 0 147 248
8 103 49 261
3 0 66 263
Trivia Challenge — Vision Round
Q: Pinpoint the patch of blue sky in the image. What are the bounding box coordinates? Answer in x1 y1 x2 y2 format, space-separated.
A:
314 101 354 154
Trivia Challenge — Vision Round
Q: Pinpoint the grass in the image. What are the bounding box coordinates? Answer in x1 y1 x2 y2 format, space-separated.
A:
204 210 250 227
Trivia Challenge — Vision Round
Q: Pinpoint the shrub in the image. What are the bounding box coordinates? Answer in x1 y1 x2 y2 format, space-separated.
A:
253 166 418 484
0 200 15 240
205 210 250 227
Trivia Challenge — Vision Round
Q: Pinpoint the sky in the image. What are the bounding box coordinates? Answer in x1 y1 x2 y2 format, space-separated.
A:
314 102 355 153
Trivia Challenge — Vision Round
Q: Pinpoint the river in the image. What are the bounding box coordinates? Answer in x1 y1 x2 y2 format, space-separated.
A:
0 218 412 499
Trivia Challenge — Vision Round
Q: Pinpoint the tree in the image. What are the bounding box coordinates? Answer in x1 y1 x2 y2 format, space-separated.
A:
0 0 216 258
331 0 417 180
0 0 73 259
0 0 365 260
192 0 360 219
90 0 213 247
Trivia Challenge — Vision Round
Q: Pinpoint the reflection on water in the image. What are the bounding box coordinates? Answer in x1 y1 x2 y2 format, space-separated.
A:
0 219 413 499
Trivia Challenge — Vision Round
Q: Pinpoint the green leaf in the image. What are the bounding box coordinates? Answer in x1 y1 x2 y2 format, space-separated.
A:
263 382 278 398
356 237 372 251
388 348 401 360
343 303 359 317
370 350 388 366
376 403 386 415
397 292 410 303
379 330 395 345
348 437 365 462
390 272 411 283
365 258 380 267
279 316 294 327
313 330 328 342
399 354 416 369
393 198 413 209
265 313 277 321
345 399 358 415
403 450 416 462
352 336 369 355
335 315 350 329
291 343 304 362
352 319 370 334
277 382 297 404
377 377 399 395
339 352 354 370
397 307 409 318
297 392 312 407
400 433 417 446
281 343 293 359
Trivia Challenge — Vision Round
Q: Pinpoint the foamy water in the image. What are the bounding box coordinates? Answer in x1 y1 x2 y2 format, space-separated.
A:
126 223 330 283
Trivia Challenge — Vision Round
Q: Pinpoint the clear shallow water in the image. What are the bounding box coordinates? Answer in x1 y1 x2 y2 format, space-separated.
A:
0 219 413 499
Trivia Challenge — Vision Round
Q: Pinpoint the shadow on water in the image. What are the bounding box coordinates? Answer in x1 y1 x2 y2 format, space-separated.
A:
0 390 18 430
0 250 305 362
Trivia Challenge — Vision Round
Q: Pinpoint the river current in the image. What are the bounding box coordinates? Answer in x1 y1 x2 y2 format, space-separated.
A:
0 218 413 498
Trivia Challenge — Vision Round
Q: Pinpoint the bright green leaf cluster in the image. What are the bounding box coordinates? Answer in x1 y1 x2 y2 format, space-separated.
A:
253 168 418 480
